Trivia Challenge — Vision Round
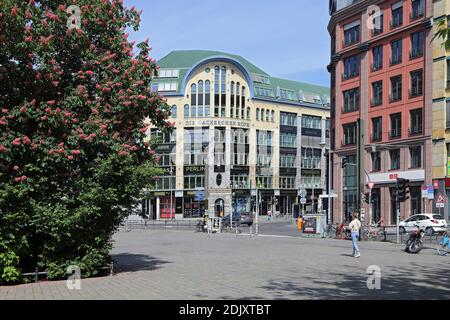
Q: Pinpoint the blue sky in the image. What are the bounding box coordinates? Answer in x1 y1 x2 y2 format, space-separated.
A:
124 0 330 87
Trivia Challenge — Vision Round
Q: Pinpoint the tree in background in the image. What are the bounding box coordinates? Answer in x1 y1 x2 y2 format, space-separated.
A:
0 0 170 283
434 18 450 49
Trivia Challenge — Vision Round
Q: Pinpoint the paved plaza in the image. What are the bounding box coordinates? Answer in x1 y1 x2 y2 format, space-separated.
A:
1 223 450 300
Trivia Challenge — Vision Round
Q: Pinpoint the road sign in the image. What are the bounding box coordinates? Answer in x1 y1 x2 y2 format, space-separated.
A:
195 191 205 201
368 182 375 190
437 193 446 204
421 186 428 199
437 203 445 208
300 198 307 205
299 189 307 198
427 185 434 200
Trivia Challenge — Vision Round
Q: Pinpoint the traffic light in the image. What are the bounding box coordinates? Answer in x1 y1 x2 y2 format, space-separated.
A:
364 192 370 204
342 156 348 169
397 178 410 203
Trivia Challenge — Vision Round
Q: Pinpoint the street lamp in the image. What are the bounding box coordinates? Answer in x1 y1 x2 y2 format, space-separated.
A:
169 167 174 221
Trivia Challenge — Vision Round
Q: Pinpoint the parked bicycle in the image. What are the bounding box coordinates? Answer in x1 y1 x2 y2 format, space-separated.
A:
362 220 386 241
437 231 450 256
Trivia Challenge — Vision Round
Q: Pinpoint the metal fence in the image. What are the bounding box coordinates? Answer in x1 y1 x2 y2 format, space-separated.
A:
122 219 203 232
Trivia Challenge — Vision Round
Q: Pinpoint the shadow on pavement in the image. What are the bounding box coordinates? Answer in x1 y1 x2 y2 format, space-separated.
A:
111 253 171 274
260 262 450 300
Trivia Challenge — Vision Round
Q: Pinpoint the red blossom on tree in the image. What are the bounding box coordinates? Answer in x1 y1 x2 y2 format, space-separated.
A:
0 0 170 284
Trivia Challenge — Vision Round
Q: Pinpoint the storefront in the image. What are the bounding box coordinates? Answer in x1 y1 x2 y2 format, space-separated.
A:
183 191 207 218
279 191 297 216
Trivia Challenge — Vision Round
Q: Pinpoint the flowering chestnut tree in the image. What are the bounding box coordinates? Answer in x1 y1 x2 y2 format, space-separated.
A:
0 0 170 283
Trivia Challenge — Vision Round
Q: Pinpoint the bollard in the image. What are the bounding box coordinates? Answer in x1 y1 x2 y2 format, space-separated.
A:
110 262 114 276
35 268 39 283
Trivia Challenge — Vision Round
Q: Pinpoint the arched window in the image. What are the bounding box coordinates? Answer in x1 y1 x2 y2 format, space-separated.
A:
261 109 265 121
205 80 211 116
236 82 241 118
230 81 235 118
256 108 260 121
241 87 246 118
220 66 226 117
198 80 204 117
214 66 220 116
191 83 197 108
247 107 251 120
184 104 190 118
271 110 275 122
171 105 177 118
266 109 270 122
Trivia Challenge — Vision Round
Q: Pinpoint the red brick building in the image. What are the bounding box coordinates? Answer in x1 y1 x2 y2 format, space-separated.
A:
328 0 433 224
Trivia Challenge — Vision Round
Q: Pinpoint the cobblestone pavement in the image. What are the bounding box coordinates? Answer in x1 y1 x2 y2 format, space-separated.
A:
1 228 450 300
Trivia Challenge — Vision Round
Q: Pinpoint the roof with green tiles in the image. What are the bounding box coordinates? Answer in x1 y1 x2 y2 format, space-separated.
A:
153 50 330 107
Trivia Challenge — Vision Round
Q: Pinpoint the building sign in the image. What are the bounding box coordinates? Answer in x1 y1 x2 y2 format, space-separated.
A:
184 166 205 175
185 120 250 128
301 128 322 137
155 144 174 152
231 166 249 174
368 170 424 184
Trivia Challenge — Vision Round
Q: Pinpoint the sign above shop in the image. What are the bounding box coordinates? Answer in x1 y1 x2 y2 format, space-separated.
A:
368 170 425 185
184 119 250 128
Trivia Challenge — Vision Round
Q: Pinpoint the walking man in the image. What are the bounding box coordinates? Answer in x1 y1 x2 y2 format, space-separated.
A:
349 212 362 258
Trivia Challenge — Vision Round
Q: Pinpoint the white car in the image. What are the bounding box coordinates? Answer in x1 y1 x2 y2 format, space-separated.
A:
399 214 448 235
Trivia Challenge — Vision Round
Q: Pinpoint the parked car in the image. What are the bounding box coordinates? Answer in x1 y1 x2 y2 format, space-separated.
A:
399 214 448 235
222 212 253 227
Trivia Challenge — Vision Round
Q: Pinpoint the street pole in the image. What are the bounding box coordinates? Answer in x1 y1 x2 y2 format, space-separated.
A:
396 190 400 244
170 168 173 221
369 189 372 225
256 188 259 235
327 150 332 225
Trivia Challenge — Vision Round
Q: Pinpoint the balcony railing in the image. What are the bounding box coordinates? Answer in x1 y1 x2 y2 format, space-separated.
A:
371 64 383 72
410 9 424 22
371 133 382 142
371 97 382 107
389 128 401 139
390 57 402 66
230 181 250 189
343 37 360 48
300 179 323 189
342 71 360 81
389 94 402 103
342 104 360 113
371 28 383 37
390 18 403 30
409 88 423 98
408 126 422 136
302 158 322 170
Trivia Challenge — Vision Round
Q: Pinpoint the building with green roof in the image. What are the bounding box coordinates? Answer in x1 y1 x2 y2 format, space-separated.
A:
144 50 331 221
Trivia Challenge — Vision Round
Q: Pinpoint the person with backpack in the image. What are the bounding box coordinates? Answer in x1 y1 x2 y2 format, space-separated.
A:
349 212 362 258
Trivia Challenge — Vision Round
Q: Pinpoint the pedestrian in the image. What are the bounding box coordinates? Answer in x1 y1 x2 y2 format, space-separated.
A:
268 210 272 221
297 215 303 233
349 212 362 258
